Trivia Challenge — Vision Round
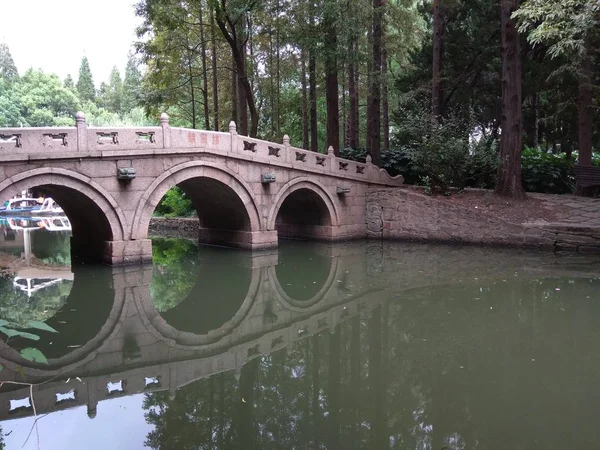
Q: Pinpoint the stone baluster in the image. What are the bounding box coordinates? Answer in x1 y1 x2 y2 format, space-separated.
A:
327 145 335 172
160 113 171 149
76 111 88 152
283 134 291 164
229 121 238 153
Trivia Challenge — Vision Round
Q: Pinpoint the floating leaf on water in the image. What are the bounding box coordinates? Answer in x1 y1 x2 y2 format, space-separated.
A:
0 326 19 338
27 321 58 333
20 348 48 364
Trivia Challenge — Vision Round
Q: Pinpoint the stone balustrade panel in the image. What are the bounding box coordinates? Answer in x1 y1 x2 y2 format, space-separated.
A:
0 127 77 154
87 127 163 152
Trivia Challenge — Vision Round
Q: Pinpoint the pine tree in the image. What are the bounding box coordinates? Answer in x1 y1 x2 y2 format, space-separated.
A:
64 74 75 90
76 56 96 102
0 43 19 82
105 66 123 113
122 54 142 113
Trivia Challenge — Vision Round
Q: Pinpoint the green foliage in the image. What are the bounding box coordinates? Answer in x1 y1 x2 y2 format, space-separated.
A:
0 77 24 126
521 147 576 194
399 112 473 194
513 0 599 58
17 69 80 126
154 187 195 217
76 56 96 103
0 43 19 82
150 237 199 312
122 54 143 112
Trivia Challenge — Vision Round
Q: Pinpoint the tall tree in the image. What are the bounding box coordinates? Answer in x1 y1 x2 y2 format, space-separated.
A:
0 43 19 82
324 0 340 155
63 74 75 91
210 7 220 131
105 66 123 113
513 0 599 191
122 54 142 113
368 0 383 165
76 56 96 103
213 0 260 137
432 0 443 120
495 0 525 198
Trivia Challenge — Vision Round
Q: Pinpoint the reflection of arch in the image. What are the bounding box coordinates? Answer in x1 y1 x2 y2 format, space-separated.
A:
131 162 262 240
269 257 340 311
134 266 263 347
267 178 339 233
0 168 125 242
0 268 124 374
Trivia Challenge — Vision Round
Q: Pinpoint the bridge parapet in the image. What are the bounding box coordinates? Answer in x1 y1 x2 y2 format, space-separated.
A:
0 113 403 187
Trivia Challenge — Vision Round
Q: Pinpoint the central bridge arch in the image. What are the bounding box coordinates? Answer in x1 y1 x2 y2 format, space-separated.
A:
131 162 266 249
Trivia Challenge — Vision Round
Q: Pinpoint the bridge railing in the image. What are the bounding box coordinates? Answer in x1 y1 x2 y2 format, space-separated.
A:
0 112 403 185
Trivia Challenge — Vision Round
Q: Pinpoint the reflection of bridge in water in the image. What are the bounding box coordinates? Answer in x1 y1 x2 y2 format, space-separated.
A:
0 242 597 421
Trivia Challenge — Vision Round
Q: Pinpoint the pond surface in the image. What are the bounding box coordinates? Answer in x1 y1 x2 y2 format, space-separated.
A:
0 226 599 450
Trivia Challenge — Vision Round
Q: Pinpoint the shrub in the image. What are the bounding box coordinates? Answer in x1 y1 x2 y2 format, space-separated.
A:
154 187 195 217
521 147 575 194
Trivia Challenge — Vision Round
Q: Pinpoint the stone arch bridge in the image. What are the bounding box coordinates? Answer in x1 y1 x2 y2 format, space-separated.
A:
0 114 402 264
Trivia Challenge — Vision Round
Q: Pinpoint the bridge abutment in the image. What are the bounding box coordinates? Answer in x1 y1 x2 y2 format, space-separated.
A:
103 239 153 265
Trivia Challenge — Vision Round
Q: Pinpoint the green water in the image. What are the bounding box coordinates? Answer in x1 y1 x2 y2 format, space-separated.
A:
0 230 599 450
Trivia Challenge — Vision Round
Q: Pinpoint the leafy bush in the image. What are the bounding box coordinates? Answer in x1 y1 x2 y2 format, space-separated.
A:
521 147 575 194
154 187 195 217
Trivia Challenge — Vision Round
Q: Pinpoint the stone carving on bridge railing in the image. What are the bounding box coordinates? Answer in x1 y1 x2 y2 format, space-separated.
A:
0 133 22 148
136 131 156 144
268 146 280 157
295 151 307 162
96 131 119 145
243 140 257 152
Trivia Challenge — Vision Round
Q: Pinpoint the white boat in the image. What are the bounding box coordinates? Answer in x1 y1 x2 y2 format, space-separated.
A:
35 198 64 215
0 198 41 215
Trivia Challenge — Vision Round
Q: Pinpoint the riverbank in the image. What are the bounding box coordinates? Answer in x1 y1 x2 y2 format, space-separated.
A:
150 187 600 254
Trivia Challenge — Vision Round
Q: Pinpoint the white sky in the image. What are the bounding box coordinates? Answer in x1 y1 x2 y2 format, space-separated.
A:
1 0 142 85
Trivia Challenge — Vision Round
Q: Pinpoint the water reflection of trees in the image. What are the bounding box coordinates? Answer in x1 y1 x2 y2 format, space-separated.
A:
0 276 70 328
142 277 600 450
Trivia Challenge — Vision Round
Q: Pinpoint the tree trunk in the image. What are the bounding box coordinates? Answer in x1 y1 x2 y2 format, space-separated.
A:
270 25 276 136
432 0 443 121
210 8 219 131
348 55 359 149
576 46 593 195
382 32 389 151
368 0 383 166
495 0 525 199
276 0 281 137
577 49 593 168
309 50 318 152
199 2 210 129
365 24 373 152
231 51 238 125
215 13 259 137
301 49 309 149
324 0 340 155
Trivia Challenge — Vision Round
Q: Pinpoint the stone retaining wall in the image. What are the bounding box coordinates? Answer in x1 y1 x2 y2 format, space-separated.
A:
366 187 600 254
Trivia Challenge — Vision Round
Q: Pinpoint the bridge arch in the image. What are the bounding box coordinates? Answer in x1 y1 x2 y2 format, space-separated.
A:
0 168 126 262
267 178 339 240
134 264 262 347
0 267 126 376
131 162 263 248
